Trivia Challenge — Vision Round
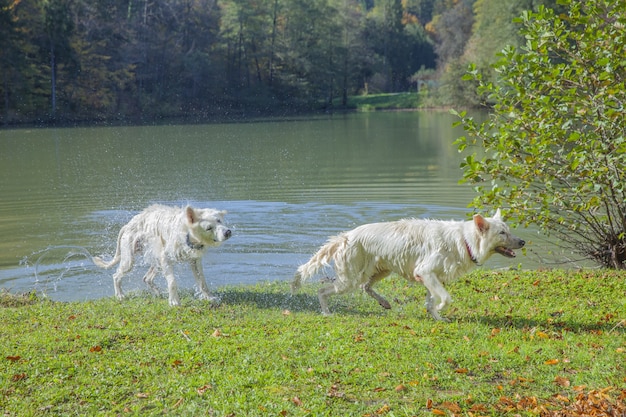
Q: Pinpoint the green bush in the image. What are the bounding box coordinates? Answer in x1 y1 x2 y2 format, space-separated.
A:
455 0 626 268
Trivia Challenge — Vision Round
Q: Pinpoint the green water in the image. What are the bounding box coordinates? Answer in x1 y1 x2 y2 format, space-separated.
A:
0 112 555 300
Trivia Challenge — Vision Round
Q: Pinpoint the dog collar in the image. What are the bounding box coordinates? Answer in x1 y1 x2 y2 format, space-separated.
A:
186 233 204 250
465 240 479 264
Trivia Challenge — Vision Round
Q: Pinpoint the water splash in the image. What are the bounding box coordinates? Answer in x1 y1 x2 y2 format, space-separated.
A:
20 245 108 300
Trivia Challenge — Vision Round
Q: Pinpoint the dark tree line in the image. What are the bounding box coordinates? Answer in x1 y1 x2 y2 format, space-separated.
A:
0 0 562 124
1 0 439 123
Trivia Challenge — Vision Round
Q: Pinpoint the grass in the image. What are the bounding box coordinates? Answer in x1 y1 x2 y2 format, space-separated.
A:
1 270 625 416
337 92 423 111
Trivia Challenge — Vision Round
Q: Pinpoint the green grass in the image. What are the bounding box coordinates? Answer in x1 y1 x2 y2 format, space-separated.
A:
1 270 625 416
338 92 423 111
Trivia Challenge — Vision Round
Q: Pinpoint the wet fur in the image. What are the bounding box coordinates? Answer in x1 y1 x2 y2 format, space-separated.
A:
292 209 524 321
93 204 231 306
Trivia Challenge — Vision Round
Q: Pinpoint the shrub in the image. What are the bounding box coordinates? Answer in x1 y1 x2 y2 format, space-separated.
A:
454 0 626 268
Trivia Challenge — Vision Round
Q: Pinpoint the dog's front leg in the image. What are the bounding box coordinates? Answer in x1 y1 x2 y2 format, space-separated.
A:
161 262 181 306
419 272 452 322
191 259 220 306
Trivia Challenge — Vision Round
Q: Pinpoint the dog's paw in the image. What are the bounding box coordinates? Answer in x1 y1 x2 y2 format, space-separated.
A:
199 293 221 306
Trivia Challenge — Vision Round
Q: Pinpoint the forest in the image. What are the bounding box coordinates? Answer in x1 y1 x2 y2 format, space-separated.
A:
0 0 559 124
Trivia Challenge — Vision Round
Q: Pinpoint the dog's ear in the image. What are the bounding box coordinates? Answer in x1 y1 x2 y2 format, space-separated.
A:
493 208 502 220
185 206 197 224
473 214 490 233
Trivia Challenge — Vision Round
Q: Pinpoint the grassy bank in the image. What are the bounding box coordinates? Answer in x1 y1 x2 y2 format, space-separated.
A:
2 270 625 416
337 92 424 111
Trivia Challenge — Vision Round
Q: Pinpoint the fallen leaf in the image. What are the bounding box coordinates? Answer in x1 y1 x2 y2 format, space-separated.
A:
327 384 344 398
536 331 549 339
6 355 21 362
545 359 559 365
373 387 386 392
395 384 408 392
431 409 446 415
11 373 27 382
491 328 501 337
455 368 468 374
470 403 488 412
518 396 538 409
172 359 183 367
173 398 183 408
197 384 212 395
376 404 390 414
68 315 76 320
89 345 102 353
442 401 461 413
136 393 149 399
426 398 433 409
555 376 571 387
282 309 291 316
292 396 303 406
211 329 222 337
552 393 570 403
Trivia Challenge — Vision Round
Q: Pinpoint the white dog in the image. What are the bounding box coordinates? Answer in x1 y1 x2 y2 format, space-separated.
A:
93 204 231 306
292 209 524 321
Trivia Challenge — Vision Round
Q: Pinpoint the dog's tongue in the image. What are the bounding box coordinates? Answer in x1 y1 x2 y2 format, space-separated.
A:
495 247 516 258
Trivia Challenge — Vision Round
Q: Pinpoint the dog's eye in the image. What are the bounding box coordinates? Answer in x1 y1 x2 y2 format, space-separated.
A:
206 226 213 231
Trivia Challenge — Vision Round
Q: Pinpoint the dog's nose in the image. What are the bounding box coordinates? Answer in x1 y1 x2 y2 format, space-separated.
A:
519 239 525 247
225 229 232 238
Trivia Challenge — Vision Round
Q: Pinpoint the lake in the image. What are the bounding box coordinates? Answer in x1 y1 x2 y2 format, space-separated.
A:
0 111 565 302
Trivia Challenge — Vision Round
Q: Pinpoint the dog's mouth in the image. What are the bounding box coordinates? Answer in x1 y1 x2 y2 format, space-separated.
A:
495 246 516 258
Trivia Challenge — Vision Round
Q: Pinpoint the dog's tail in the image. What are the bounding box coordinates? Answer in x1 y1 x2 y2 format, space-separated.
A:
92 227 124 269
291 234 347 294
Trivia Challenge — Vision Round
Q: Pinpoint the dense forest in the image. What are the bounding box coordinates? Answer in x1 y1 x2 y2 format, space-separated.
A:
0 0 558 124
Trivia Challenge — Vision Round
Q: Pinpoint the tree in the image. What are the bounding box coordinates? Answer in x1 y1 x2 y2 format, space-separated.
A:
364 0 435 93
455 0 626 268
43 0 76 117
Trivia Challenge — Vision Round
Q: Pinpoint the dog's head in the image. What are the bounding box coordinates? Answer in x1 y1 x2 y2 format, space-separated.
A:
185 206 232 247
473 209 525 260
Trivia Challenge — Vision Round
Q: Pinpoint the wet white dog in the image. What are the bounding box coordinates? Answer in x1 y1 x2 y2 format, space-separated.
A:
292 209 525 321
93 204 231 306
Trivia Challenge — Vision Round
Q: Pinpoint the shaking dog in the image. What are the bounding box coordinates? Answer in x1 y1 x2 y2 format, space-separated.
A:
94 204 231 306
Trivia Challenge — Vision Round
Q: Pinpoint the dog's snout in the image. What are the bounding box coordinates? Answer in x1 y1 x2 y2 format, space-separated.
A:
519 239 525 247
225 229 232 238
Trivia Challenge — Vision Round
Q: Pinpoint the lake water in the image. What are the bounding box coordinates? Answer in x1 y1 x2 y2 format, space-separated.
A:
0 111 567 301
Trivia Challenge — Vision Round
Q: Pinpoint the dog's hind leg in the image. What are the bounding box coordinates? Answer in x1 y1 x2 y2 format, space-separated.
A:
190 259 220 305
143 266 160 295
317 281 354 315
362 270 392 309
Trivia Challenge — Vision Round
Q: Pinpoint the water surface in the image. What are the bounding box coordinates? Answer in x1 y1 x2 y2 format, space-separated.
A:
0 112 560 301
